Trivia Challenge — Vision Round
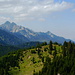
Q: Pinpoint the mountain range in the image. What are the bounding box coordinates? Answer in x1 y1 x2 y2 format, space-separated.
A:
0 21 72 45
0 29 26 45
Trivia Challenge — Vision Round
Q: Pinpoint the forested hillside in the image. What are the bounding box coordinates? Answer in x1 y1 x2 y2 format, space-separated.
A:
0 42 41 56
34 41 75 75
0 45 19 56
0 41 75 75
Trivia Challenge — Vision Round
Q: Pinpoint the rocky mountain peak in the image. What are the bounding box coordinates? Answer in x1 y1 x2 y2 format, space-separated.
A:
4 21 11 24
11 22 17 25
0 21 72 44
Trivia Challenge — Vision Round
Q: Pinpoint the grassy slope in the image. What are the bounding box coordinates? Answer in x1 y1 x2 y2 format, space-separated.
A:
9 45 62 75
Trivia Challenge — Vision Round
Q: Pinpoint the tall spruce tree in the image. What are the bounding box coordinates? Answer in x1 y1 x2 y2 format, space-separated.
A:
49 41 53 50
49 41 53 54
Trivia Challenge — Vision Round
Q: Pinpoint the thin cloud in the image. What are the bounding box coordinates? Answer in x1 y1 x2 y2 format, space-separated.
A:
72 9 75 12
39 18 45 22
0 0 73 23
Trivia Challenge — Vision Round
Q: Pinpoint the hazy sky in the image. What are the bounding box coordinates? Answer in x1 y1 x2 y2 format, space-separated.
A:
0 0 75 41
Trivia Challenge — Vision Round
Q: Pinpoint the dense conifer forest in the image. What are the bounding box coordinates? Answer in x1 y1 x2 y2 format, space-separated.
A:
34 41 75 75
0 41 75 75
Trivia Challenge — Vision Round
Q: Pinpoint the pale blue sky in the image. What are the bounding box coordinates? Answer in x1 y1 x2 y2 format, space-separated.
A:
0 0 75 41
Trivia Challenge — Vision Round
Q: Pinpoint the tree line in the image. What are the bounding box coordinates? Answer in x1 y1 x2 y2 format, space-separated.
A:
33 41 75 75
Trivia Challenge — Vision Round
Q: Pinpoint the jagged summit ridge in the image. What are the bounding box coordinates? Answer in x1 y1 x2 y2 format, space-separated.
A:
4 21 16 25
4 21 10 24
0 21 72 43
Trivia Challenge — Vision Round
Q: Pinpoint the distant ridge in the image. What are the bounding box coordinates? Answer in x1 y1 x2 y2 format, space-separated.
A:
0 21 72 44
0 29 27 45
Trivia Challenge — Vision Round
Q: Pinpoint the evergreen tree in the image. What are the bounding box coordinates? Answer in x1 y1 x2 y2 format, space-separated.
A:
32 57 36 64
53 46 57 58
62 46 66 57
42 56 44 63
49 41 53 50
49 41 53 54
63 41 68 47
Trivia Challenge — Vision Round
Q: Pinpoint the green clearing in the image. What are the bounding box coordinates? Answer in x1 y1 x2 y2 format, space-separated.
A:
9 44 62 75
